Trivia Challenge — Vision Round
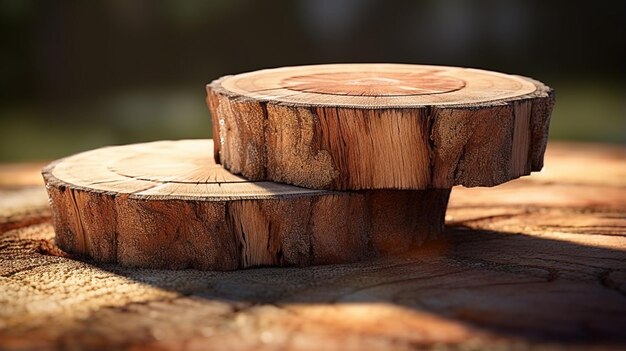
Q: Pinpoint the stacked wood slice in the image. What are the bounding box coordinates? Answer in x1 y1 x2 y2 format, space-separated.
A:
43 64 554 270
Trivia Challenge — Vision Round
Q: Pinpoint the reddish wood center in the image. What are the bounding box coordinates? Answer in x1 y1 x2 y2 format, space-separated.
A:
281 71 465 96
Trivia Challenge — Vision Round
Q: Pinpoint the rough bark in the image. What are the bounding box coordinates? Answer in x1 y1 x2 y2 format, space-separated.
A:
1 142 624 351
41 139 449 271
207 64 554 190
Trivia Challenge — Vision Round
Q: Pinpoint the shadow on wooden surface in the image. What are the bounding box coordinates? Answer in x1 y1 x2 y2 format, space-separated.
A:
86 223 626 341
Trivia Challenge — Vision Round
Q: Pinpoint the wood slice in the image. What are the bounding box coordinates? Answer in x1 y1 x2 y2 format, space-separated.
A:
206 63 555 190
42 139 450 271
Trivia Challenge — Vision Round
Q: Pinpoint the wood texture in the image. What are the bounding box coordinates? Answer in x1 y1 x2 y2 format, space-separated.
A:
207 64 555 190
42 139 449 271
1 142 624 351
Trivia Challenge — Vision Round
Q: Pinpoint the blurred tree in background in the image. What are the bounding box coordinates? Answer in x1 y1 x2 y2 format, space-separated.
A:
0 0 624 161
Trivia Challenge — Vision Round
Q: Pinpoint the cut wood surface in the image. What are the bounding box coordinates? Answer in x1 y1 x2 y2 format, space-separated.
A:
206 64 555 190
42 139 449 270
1 142 625 351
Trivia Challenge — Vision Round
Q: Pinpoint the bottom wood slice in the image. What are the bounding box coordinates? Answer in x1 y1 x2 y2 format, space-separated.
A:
42 140 450 270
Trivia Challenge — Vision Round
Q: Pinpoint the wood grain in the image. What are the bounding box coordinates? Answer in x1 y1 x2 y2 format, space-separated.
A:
42 139 449 270
1 142 624 351
207 64 555 190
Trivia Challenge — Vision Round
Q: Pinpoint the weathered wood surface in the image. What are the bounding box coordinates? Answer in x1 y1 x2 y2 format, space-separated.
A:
1 142 625 351
207 64 554 190
42 139 449 270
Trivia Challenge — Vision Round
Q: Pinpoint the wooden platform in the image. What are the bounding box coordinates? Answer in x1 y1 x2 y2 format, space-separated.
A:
1 142 625 351
42 139 450 270
207 64 554 190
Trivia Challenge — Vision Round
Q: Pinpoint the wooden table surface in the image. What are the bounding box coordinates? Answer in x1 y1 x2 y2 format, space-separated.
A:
1 142 625 351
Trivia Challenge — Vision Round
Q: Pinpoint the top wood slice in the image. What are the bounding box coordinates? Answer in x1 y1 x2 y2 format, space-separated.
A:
207 63 555 190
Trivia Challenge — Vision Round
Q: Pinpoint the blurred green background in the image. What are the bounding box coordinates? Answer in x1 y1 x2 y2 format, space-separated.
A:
0 0 624 162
